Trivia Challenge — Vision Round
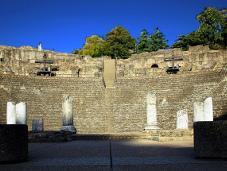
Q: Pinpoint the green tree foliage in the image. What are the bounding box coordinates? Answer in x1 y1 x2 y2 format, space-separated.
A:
221 9 227 47
197 7 225 47
172 32 205 50
149 28 168 51
137 29 150 53
172 7 226 50
79 35 106 57
105 26 136 59
137 28 168 52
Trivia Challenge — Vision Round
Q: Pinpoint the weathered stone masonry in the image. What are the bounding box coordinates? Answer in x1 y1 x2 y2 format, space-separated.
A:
0 71 226 133
0 45 227 133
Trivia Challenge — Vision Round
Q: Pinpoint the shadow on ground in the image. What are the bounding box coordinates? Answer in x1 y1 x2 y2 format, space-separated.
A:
0 138 227 171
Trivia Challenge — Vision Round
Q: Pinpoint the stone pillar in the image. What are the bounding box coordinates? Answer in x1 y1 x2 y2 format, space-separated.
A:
176 109 188 129
203 97 213 121
16 102 27 124
6 102 16 124
193 102 204 122
194 97 213 122
145 93 159 130
103 59 116 88
61 95 76 132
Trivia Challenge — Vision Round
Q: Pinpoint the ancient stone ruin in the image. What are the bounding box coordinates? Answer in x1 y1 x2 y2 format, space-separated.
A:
0 45 226 137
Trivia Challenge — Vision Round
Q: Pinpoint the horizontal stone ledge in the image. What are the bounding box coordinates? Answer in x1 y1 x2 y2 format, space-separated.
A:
194 121 227 158
0 124 28 163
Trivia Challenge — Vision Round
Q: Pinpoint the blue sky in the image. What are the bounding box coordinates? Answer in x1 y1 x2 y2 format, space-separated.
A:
0 0 226 52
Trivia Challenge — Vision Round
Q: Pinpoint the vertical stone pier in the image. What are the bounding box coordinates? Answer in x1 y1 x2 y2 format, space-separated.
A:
145 92 159 130
61 95 76 132
194 97 213 122
176 109 188 129
103 58 116 88
204 97 213 121
7 102 16 124
16 102 27 124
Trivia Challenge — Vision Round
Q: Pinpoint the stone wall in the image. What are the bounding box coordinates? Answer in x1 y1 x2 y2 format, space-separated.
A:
0 45 226 78
0 70 226 133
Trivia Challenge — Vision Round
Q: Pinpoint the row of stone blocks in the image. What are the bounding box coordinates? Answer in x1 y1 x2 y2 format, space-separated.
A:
194 121 227 158
0 125 28 163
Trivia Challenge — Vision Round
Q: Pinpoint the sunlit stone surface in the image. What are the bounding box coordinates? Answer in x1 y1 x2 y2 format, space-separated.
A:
16 102 27 124
61 95 76 132
194 97 213 122
145 93 159 130
203 97 213 121
176 109 188 129
6 101 16 124
193 102 204 122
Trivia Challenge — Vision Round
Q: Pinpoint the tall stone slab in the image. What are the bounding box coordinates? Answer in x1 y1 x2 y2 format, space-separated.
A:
193 102 204 122
16 102 27 124
145 93 159 130
203 97 213 121
193 97 213 122
103 59 116 88
176 109 188 129
61 95 76 132
6 102 16 124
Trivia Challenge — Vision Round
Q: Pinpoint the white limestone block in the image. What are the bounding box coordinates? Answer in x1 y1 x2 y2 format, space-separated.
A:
145 93 159 130
7 102 16 124
177 109 188 129
193 97 214 122
203 97 213 121
193 102 204 122
62 95 73 126
16 102 27 124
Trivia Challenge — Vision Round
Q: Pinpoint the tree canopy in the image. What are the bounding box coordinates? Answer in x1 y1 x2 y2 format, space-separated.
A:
172 7 226 50
74 7 226 58
137 28 168 53
78 35 105 57
105 26 136 59
137 29 150 53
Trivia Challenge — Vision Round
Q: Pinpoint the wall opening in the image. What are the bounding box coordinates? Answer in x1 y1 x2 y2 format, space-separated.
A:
151 64 159 68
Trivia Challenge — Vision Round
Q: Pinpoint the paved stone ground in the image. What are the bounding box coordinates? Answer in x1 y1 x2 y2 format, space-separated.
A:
1 139 227 171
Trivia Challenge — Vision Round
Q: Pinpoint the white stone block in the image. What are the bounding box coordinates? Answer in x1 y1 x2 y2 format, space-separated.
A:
203 97 213 121
177 109 188 129
61 95 76 132
62 95 73 126
7 102 16 124
193 102 204 122
193 97 213 122
145 93 159 130
16 102 27 124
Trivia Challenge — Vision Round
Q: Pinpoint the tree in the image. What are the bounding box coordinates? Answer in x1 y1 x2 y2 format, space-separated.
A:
197 7 225 48
172 31 205 50
79 35 106 57
220 9 227 47
137 29 150 53
105 26 136 59
172 7 226 50
149 28 168 51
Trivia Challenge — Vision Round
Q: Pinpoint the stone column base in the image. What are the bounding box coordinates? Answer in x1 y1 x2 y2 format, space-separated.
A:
61 125 76 133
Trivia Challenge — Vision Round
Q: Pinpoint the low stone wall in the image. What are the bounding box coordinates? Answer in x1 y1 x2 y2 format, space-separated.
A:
0 124 28 163
194 121 227 158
